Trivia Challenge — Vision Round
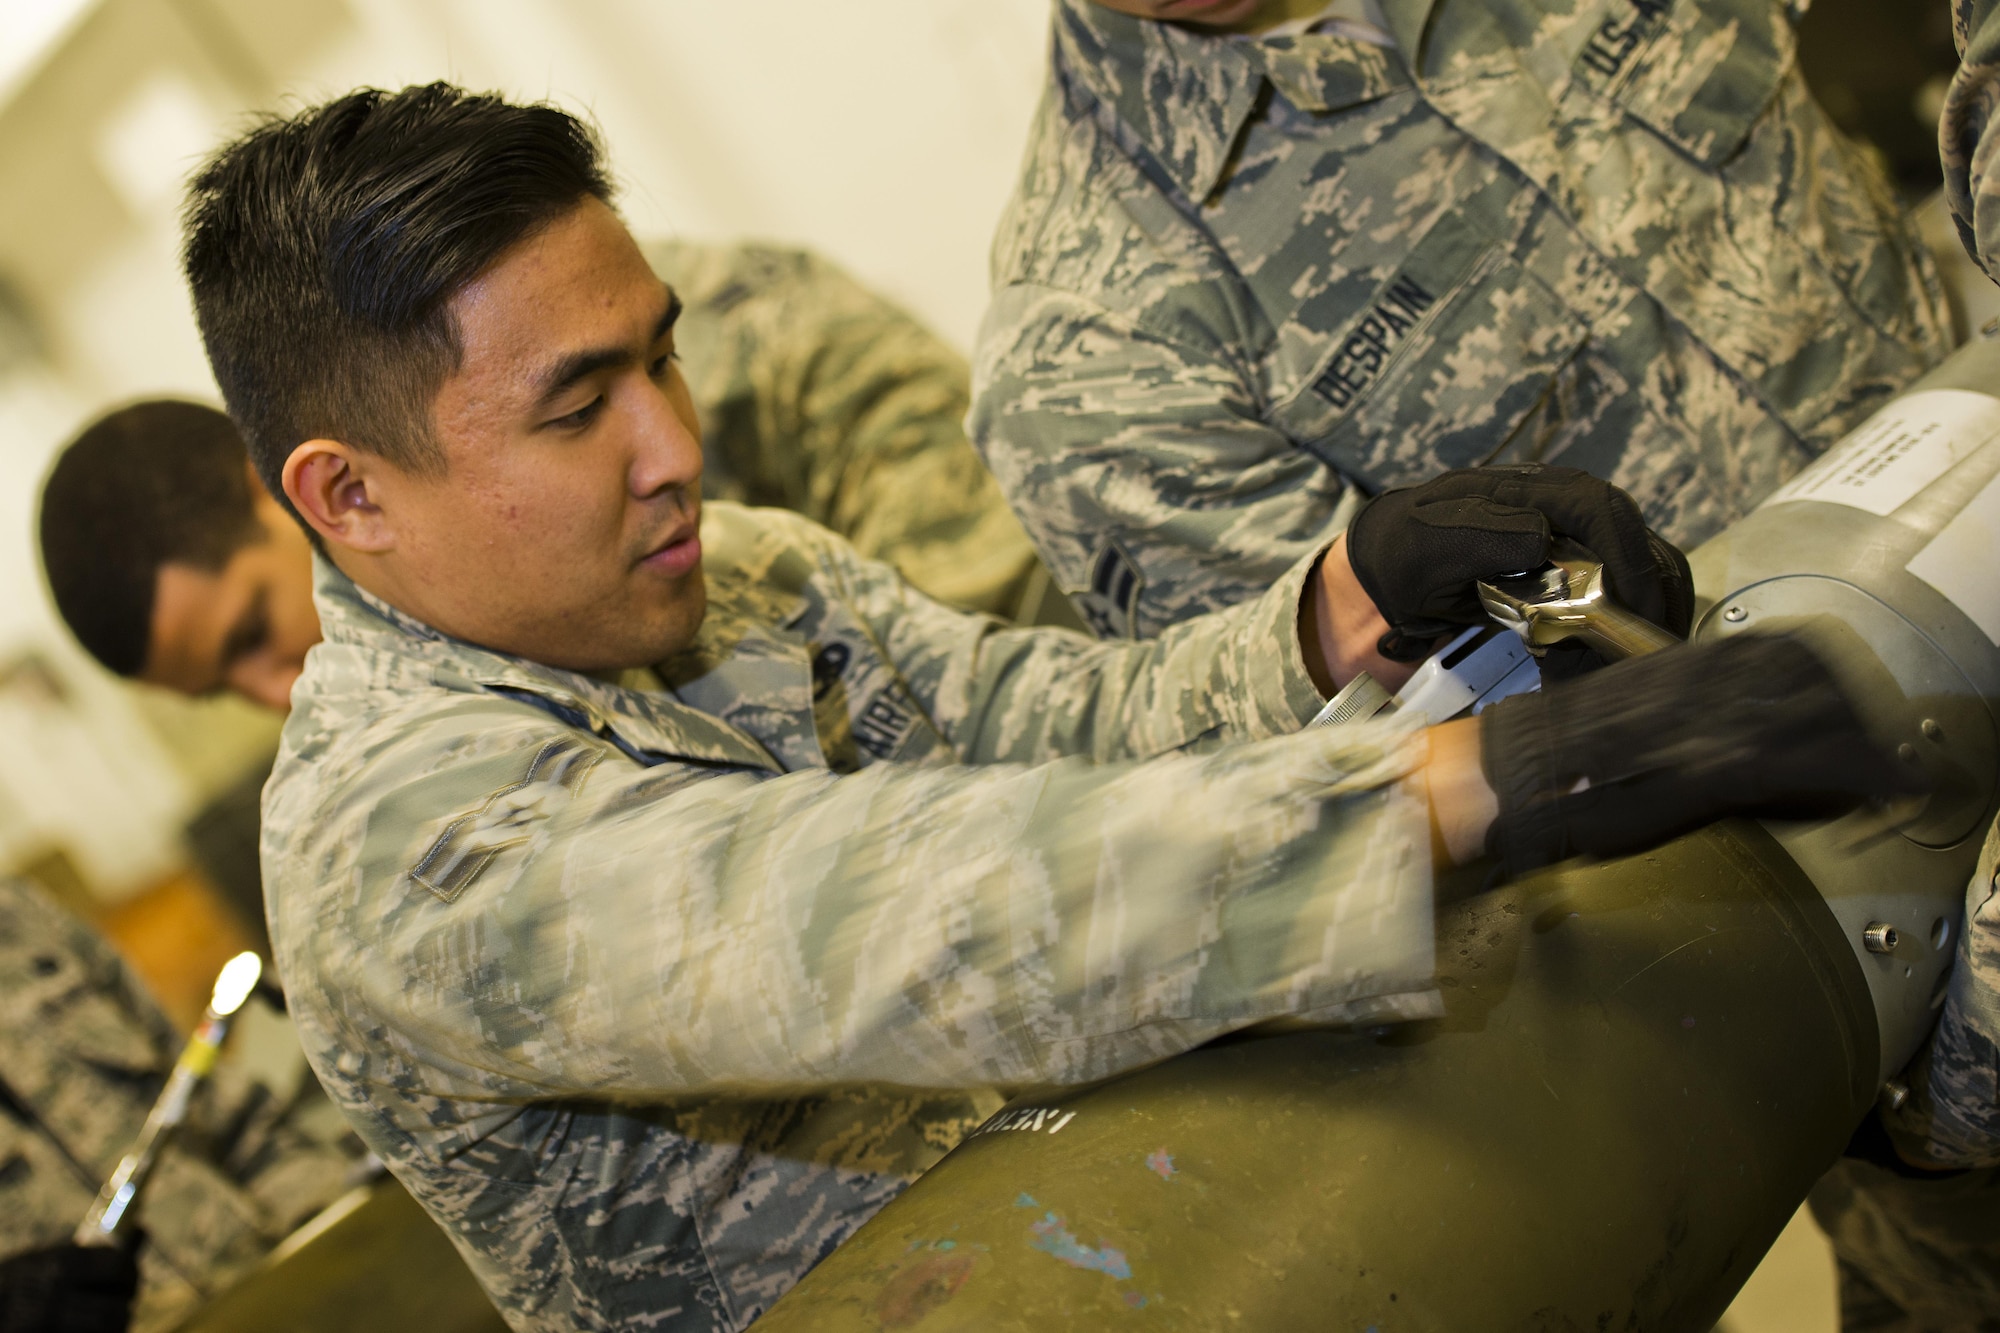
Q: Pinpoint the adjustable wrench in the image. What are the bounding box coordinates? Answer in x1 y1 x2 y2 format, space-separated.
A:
1477 539 1679 663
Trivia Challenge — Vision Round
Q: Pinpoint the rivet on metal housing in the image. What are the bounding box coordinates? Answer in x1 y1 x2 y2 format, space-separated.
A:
1863 922 1900 954
1921 718 1944 743
1722 606 1747 623
1881 1080 1910 1112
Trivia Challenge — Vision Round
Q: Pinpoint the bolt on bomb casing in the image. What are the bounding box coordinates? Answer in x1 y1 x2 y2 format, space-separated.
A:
755 340 2000 1331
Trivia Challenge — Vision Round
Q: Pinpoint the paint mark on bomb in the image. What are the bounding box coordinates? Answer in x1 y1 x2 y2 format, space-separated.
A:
1013 1194 1137 1285
1145 1149 1177 1180
1027 1211 1132 1279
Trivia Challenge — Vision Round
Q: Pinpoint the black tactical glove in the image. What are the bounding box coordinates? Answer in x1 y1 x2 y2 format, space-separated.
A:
1345 464 1693 665
1479 632 1925 876
0 1242 139 1333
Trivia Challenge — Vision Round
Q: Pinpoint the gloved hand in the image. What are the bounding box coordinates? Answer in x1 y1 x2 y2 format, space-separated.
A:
1345 464 1692 666
1479 632 1926 876
0 1242 139 1333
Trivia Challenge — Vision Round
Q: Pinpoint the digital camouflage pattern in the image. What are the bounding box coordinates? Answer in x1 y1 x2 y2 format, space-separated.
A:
0 878 356 1332
970 0 1951 640
646 240 1045 619
265 501 1443 1332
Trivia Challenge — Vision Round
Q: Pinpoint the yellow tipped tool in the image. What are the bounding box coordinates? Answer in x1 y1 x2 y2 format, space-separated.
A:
75 952 263 1246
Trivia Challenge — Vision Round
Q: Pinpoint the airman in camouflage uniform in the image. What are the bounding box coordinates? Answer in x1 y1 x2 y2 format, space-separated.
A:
647 241 1047 620
969 0 1952 640
0 877 359 1332
266 502 1444 1332
1793 8 2000 1327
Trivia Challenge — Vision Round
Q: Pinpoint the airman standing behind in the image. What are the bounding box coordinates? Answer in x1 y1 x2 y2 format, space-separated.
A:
970 0 1952 640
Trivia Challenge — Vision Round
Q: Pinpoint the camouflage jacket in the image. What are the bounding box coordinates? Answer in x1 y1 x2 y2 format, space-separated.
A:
646 240 1042 618
0 878 354 1332
264 502 1441 1332
971 0 1951 639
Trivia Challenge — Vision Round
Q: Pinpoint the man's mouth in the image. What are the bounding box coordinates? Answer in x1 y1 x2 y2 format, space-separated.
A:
638 524 703 578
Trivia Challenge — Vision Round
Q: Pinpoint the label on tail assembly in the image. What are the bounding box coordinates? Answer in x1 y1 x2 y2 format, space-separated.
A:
1761 390 2000 516
1908 468 2000 645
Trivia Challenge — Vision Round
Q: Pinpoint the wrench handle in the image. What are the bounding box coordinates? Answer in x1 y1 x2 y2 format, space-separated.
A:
1575 604 1681 661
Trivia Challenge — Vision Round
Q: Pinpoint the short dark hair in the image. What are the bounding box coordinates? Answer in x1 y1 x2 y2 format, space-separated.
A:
181 83 613 515
39 400 263 676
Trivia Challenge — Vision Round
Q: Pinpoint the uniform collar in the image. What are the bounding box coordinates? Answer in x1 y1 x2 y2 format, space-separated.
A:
1052 0 1425 204
306 553 789 773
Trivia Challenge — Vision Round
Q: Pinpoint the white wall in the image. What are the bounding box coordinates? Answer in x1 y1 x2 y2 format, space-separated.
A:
312 0 1054 352
0 0 1055 895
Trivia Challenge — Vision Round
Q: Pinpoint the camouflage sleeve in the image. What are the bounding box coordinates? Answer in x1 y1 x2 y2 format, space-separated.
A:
330 708 1436 1103
645 239 1041 615
1885 814 2000 1168
1943 0 2000 284
969 280 1354 639
775 508 1334 764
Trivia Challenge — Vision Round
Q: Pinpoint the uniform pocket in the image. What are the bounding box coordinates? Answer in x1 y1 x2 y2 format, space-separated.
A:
1273 192 1589 493
1571 0 1792 168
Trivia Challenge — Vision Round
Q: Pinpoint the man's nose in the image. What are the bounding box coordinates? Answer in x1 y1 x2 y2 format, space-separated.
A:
236 660 301 713
631 379 703 500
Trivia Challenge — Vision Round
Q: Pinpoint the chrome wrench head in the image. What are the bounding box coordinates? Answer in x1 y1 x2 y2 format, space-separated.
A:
1477 540 1605 653
1477 539 1680 662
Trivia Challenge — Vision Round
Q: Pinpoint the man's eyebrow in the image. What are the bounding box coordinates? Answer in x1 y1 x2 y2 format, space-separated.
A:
533 285 684 409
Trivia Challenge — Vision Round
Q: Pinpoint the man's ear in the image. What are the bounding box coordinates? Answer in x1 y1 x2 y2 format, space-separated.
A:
283 440 395 554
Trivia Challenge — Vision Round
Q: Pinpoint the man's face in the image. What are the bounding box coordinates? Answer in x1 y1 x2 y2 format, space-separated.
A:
144 489 322 710
1088 0 1274 27
330 199 706 673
